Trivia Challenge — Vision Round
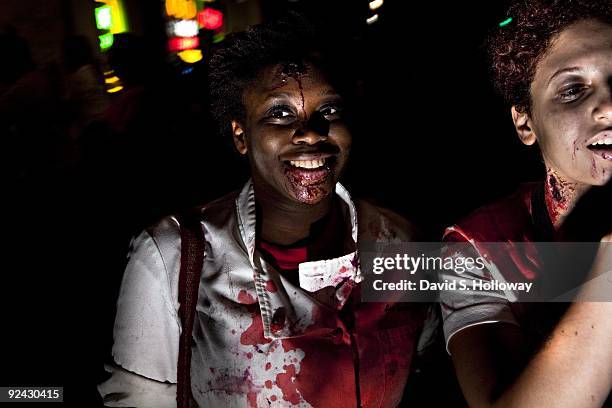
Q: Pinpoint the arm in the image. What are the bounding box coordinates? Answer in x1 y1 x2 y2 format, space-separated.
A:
450 237 612 408
98 364 177 408
98 226 182 407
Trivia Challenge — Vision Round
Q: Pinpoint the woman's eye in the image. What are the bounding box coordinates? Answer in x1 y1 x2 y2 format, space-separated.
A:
267 106 294 120
320 104 342 119
558 85 586 102
271 110 291 118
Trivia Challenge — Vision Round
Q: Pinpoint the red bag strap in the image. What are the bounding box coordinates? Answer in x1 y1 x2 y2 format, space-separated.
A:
176 212 205 408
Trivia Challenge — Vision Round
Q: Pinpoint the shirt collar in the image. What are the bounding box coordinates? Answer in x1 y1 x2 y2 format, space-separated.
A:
235 179 359 263
235 179 362 339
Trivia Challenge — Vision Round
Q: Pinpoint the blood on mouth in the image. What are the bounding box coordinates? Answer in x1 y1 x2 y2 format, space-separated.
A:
586 137 612 161
283 158 335 203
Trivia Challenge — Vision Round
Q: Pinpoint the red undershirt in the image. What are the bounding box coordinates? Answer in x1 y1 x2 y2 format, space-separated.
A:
256 199 348 278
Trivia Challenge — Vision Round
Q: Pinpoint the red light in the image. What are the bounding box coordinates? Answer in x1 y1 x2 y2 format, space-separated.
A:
198 8 223 30
168 36 200 52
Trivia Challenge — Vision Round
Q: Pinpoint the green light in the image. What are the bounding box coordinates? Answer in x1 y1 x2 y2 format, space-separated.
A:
499 17 513 27
95 6 113 30
212 32 225 43
99 33 114 51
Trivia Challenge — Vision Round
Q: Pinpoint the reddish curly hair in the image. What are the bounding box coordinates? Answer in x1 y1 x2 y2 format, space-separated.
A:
488 0 612 112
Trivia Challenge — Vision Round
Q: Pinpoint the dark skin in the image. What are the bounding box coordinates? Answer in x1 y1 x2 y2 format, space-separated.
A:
231 62 351 246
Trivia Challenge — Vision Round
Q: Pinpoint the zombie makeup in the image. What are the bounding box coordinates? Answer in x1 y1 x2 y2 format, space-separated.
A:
544 167 582 226
239 62 351 206
525 19 612 225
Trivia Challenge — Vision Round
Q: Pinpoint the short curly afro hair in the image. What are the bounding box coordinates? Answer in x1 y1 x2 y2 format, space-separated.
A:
208 13 358 138
488 0 612 112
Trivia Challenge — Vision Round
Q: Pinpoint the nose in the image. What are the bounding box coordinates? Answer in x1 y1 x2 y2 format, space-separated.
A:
594 79 612 124
292 126 328 145
292 111 331 145
594 100 612 125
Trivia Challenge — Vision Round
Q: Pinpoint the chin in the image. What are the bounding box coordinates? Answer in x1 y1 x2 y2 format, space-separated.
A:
288 183 334 205
592 174 612 186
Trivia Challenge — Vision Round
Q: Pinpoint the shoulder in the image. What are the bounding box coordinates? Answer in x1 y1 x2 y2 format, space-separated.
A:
111 190 241 384
131 189 241 303
356 199 421 242
444 183 537 242
145 189 240 244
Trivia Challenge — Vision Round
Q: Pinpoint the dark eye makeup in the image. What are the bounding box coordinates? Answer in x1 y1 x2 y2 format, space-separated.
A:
263 104 296 121
557 83 588 103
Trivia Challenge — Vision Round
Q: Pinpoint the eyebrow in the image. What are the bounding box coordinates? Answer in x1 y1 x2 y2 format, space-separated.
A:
263 92 292 100
262 89 340 101
547 66 583 86
318 89 340 97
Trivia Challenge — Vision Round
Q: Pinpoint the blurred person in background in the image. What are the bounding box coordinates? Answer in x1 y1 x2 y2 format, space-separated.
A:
61 35 109 142
0 27 61 176
103 33 150 136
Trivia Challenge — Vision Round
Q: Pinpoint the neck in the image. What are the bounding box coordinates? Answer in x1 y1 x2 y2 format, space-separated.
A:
254 182 334 246
544 167 589 228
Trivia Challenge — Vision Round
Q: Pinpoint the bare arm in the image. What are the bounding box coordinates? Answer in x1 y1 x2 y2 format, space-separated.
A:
450 239 612 408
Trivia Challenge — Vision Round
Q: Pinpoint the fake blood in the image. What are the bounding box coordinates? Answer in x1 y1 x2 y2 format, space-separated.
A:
545 172 567 225
276 364 301 405
281 62 307 120
247 391 258 408
208 370 261 407
265 280 278 293
548 174 563 202
572 139 583 162
238 290 256 304
240 312 272 346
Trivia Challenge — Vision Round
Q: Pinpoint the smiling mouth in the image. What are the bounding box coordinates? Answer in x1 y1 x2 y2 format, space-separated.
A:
283 157 336 185
287 158 327 169
587 137 612 160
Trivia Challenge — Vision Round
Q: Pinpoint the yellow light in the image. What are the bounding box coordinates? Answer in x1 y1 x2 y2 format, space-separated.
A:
109 0 128 33
369 0 383 10
366 14 379 25
105 76 120 84
107 85 124 93
177 49 203 64
166 0 197 20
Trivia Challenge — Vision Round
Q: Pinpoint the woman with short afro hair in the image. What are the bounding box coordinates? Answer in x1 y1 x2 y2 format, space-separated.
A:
98 13 436 408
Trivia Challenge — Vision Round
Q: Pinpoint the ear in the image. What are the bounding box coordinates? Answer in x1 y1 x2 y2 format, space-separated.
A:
231 120 248 155
511 106 537 146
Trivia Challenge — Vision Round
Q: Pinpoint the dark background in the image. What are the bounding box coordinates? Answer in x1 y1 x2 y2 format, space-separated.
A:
1 0 544 406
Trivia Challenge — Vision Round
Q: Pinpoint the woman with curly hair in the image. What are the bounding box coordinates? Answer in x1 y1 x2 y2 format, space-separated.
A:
440 0 611 406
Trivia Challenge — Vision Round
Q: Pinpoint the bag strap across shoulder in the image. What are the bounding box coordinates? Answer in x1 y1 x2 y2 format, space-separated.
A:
176 211 205 408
